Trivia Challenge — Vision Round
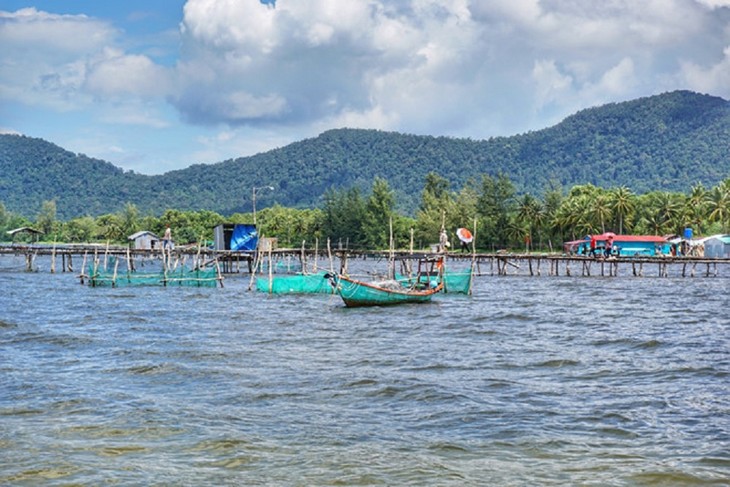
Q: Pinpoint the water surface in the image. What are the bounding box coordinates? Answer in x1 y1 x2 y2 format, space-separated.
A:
1 262 728 485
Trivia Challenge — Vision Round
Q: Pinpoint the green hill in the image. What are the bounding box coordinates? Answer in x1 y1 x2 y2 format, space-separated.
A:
1 90 728 220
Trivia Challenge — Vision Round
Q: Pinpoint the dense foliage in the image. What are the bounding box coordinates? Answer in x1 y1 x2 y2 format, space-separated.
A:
2 176 728 253
1 91 728 220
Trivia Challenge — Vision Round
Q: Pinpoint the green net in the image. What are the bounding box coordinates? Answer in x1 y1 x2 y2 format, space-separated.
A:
396 271 472 294
442 272 472 294
256 272 334 294
87 265 220 288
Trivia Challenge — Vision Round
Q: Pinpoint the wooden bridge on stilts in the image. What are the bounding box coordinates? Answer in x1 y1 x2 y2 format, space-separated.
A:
1 243 728 279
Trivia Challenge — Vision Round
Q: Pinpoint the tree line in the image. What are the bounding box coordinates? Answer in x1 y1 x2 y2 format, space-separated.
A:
1 174 728 252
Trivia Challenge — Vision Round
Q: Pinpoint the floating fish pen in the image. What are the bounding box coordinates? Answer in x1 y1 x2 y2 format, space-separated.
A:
79 250 224 288
255 271 335 294
86 265 222 288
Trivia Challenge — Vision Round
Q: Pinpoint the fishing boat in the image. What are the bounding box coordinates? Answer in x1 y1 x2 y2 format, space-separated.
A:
326 256 444 307
326 273 443 307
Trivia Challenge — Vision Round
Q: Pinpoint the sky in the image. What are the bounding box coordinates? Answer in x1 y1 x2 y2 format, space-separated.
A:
1 0 729 175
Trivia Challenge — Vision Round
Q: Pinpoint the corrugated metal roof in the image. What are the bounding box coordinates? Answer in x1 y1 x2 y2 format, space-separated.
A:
128 231 159 240
593 233 667 243
6 226 43 235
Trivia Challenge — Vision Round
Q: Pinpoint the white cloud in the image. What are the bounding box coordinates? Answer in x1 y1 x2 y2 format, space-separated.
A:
694 0 730 8
85 48 174 98
679 46 730 96
2 0 730 173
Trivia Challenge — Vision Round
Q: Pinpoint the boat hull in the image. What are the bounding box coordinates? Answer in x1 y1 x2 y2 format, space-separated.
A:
332 274 442 307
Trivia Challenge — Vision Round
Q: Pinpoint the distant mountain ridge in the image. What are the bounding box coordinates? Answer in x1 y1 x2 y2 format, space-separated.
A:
1 90 728 219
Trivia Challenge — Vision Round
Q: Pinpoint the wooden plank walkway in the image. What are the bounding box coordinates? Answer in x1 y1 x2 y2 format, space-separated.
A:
1 243 728 278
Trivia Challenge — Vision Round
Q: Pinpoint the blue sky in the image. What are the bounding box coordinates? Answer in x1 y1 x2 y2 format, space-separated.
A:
2 0 729 175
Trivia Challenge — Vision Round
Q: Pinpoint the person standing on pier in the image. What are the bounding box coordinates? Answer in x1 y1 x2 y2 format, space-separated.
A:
439 227 450 253
162 225 172 250
590 235 597 257
605 235 614 258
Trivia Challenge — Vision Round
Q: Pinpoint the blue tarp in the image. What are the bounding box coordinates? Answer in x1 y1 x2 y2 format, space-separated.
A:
230 224 258 251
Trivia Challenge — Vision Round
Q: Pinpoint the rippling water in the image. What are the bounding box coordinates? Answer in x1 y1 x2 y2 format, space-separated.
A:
1 260 728 485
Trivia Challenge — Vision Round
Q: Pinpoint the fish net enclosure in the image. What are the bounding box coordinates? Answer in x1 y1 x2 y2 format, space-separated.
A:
255 272 334 294
395 270 473 294
87 264 221 288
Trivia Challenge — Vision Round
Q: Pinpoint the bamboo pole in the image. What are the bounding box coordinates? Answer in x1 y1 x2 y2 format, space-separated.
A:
51 240 56 274
468 217 477 295
103 240 110 271
78 252 87 284
388 217 394 279
313 238 319 273
112 257 119 288
247 239 263 291
268 241 273 294
300 240 306 275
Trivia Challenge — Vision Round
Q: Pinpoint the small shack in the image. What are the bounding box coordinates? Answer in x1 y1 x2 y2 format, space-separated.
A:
213 223 259 251
703 234 730 258
6 227 43 243
128 231 160 250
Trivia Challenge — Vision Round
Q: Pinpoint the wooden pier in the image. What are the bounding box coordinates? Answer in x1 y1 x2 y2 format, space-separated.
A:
1 243 728 278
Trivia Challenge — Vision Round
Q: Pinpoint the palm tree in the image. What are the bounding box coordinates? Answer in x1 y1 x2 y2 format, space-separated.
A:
592 193 612 234
609 186 634 234
516 194 543 249
641 214 664 236
685 183 708 233
707 183 730 232
652 192 682 234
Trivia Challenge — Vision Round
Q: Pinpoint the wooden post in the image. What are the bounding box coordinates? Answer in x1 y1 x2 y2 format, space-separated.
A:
300 240 306 275
268 241 273 294
79 252 87 285
51 241 56 274
468 218 477 295
104 240 110 271
112 257 119 288
215 259 224 288
314 238 319 273
126 246 132 278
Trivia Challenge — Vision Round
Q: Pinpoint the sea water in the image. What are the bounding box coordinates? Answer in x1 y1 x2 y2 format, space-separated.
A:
0 259 728 485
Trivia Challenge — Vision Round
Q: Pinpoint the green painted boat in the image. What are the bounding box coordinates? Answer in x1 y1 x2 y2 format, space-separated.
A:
256 272 334 294
327 273 443 307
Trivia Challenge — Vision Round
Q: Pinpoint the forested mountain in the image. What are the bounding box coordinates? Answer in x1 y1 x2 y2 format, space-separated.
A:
1 90 728 220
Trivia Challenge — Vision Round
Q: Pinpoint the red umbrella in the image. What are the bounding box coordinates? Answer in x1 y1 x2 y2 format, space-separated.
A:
456 228 473 244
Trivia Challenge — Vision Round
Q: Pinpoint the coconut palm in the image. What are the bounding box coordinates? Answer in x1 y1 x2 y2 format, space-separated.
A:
609 186 635 234
706 182 730 232
592 193 612 234
685 183 708 233
652 192 682 234
516 194 544 249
